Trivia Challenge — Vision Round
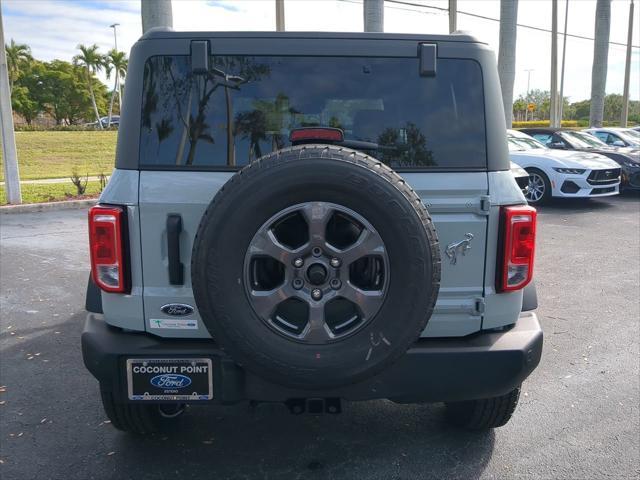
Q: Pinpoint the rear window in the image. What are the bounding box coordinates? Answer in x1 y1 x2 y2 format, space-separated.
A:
140 55 486 170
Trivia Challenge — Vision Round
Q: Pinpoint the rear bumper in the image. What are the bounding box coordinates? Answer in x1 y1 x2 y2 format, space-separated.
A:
82 311 543 404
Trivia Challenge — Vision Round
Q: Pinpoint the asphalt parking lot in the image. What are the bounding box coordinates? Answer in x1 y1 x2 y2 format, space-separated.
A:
1 193 639 480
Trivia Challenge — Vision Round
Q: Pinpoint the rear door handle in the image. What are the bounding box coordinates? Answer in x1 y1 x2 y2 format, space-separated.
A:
166 214 184 285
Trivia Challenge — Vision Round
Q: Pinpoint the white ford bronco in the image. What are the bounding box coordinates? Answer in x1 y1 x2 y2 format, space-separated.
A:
82 30 542 434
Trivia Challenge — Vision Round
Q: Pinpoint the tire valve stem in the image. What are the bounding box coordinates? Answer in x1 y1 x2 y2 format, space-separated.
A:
330 278 341 290
292 278 304 290
311 288 323 300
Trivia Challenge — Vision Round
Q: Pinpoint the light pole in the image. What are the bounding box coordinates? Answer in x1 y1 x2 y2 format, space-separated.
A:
110 23 119 51
107 23 121 127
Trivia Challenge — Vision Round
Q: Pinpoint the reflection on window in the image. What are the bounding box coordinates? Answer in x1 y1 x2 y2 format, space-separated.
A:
140 55 487 169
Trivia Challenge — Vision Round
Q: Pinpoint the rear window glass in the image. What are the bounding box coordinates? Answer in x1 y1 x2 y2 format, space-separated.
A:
140 55 486 170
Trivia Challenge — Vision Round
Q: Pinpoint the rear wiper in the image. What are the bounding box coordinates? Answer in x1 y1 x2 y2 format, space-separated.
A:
336 139 395 151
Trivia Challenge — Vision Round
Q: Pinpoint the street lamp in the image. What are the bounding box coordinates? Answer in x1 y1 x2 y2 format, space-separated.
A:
109 23 119 51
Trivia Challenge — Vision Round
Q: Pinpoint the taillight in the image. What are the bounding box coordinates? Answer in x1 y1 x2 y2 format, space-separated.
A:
497 205 537 292
88 205 129 293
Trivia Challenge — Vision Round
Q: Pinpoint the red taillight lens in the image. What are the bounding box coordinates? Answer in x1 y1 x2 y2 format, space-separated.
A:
497 205 537 292
290 127 344 143
88 205 128 293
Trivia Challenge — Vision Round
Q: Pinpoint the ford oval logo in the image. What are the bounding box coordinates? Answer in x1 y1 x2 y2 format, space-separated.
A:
150 374 192 389
161 303 194 316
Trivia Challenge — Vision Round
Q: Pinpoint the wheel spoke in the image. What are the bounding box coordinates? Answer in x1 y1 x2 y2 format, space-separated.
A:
341 282 385 320
249 284 294 318
248 228 296 263
526 174 545 202
300 202 333 245
337 229 385 266
300 303 331 342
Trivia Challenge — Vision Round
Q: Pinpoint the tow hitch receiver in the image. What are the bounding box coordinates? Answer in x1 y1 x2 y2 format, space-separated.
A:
285 398 342 415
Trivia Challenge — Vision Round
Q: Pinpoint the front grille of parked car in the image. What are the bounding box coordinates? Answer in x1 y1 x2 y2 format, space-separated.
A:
587 168 621 185
591 187 616 195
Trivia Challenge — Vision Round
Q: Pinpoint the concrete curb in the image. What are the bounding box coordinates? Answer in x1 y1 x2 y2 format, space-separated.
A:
0 198 97 214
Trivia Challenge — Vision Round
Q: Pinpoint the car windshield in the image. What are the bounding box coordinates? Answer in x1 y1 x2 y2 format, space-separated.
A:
507 136 544 151
561 131 606 149
624 129 640 139
612 130 640 146
507 135 545 151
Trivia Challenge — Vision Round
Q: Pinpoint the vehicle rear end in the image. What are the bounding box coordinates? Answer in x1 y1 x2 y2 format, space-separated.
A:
82 31 542 434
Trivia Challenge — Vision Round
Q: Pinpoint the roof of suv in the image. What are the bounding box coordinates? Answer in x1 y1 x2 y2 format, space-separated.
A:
139 28 485 44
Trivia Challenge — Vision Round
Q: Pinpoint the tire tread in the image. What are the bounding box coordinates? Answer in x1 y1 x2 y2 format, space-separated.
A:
445 386 521 430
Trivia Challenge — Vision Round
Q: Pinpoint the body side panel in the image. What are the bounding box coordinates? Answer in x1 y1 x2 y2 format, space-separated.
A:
98 169 145 330
482 171 527 330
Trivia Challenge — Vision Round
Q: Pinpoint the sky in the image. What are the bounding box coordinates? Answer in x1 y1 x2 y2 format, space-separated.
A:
3 0 639 102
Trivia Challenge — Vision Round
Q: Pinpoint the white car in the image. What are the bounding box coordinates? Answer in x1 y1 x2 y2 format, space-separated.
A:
507 129 621 204
584 127 640 149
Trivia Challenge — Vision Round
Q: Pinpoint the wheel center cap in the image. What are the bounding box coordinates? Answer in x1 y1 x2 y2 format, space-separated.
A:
307 263 328 285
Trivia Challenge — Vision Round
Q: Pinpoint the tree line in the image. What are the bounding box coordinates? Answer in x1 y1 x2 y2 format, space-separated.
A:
6 40 127 127
512 89 640 124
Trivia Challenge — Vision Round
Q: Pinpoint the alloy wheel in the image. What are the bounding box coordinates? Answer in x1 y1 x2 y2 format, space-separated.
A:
244 202 389 344
526 172 546 203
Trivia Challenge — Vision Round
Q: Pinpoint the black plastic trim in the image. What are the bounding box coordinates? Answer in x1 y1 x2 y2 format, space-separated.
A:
166 214 184 285
419 43 437 76
82 311 543 404
190 40 209 73
521 280 538 312
85 275 103 314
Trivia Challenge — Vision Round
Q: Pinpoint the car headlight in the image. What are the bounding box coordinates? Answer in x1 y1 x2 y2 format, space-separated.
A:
553 168 586 174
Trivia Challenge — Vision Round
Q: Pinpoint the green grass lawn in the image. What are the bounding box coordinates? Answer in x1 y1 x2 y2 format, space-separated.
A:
0 181 102 205
0 131 117 181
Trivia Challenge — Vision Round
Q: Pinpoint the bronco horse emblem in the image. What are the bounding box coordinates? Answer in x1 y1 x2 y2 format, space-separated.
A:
445 233 474 265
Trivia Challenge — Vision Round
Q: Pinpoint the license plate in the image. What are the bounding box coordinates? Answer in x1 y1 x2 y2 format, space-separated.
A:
126 358 213 401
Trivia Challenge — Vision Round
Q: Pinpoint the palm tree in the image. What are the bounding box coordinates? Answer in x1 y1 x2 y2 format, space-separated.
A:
5 39 32 91
589 0 611 127
497 0 519 128
105 49 128 126
73 44 105 129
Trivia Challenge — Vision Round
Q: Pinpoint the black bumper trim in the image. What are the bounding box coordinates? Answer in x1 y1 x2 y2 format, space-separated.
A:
82 312 543 404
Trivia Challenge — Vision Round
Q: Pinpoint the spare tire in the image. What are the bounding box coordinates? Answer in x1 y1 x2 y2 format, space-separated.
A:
192 145 440 389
